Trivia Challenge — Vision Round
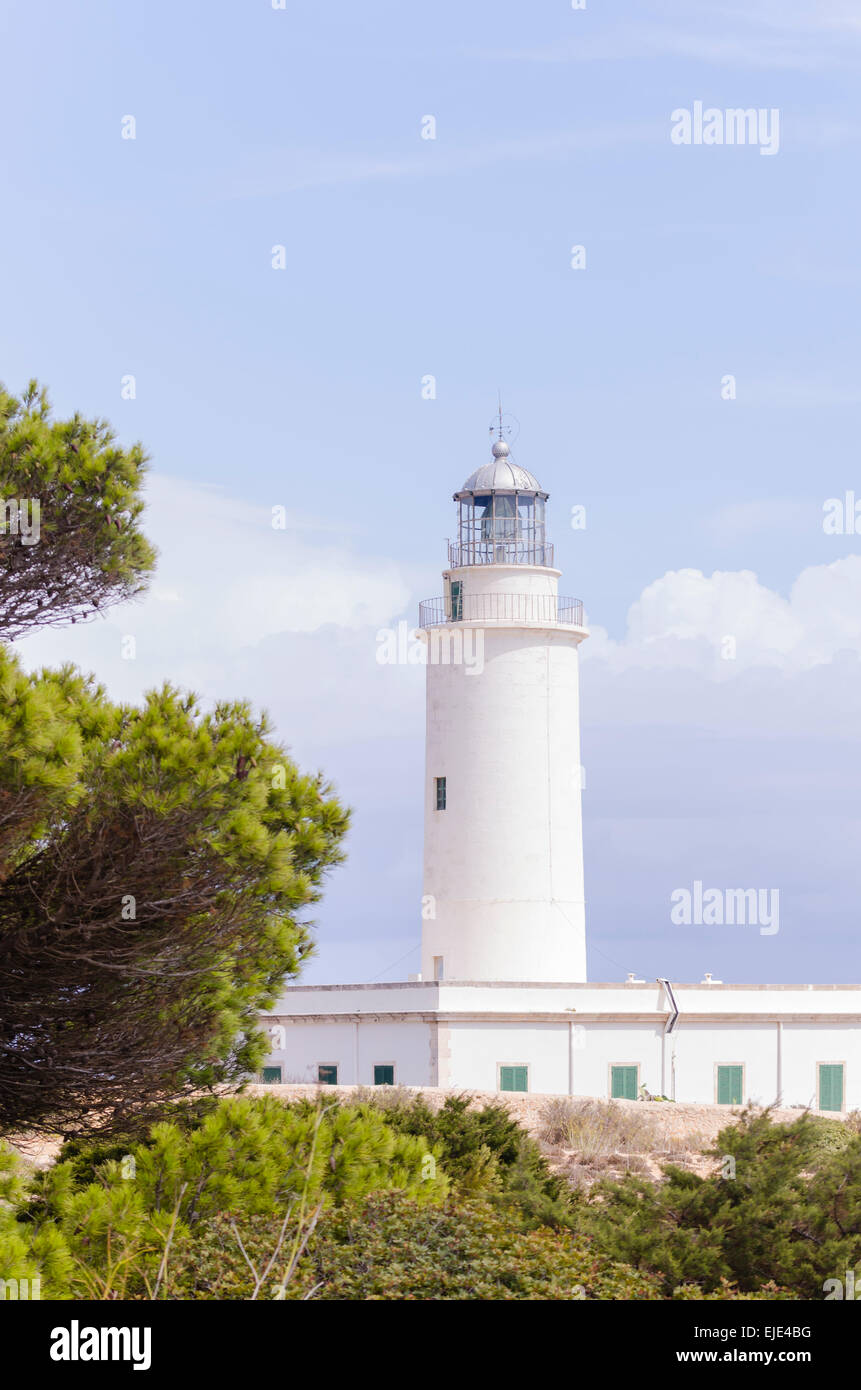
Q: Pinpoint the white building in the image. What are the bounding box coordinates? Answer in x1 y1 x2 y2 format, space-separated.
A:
261 431 860 1113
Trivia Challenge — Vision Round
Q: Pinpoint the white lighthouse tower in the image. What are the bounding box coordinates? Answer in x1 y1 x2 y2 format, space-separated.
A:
419 424 589 983
263 417 861 1107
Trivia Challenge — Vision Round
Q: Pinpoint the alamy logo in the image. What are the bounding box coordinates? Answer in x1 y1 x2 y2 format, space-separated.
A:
671 102 780 156
376 621 484 675
50 1321 151 1371
0 1277 40 1299
0 497 40 545
823 493 861 534
670 881 779 936
823 1271 860 1299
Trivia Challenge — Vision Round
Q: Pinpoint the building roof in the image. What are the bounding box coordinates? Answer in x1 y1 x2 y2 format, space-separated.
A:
457 440 544 495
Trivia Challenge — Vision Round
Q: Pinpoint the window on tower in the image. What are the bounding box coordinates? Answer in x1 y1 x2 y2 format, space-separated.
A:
435 776 446 810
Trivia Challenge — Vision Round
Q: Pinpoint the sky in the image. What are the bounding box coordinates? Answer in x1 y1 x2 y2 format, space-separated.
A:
2 0 861 985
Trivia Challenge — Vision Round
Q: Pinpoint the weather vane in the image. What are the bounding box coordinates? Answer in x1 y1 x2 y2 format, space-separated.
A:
488 393 520 447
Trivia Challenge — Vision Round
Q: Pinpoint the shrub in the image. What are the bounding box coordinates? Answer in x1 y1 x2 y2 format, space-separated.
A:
572 1108 861 1298
0 1145 74 1295
169 1192 662 1301
41 1095 446 1224
358 1092 573 1226
12 1096 447 1298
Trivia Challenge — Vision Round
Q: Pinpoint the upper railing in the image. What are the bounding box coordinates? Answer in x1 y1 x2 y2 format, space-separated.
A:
418 594 584 628
448 539 554 568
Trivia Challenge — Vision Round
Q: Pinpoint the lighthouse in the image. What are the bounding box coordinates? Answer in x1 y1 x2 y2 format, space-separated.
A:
263 419 861 1108
419 427 589 983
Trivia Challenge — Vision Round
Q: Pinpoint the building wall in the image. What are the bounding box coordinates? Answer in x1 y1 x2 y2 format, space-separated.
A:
781 1023 860 1110
444 1021 571 1094
670 1024 779 1105
569 1022 666 1099
260 995 860 1112
261 1017 433 1087
260 983 861 1109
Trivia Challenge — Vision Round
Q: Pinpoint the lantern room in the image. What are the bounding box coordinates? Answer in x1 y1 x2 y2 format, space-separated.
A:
450 439 552 567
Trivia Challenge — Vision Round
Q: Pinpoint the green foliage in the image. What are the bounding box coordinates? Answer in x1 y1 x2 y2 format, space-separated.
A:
54 1098 221 1189
169 1192 662 1301
0 648 112 865
0 1145 76 1295
0 383 349 1135
673 1279 797 1301
7 1103 829 1301
42 1096 446 1226
348 1092 572 1227
7 1098 446 1298
573 1108 861 1299
0 662 349 1132
0 380 156 640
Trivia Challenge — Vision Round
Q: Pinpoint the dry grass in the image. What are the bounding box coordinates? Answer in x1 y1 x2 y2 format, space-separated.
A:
538 1097 668 1157
348 1085 416 1112
535 1097 712 1191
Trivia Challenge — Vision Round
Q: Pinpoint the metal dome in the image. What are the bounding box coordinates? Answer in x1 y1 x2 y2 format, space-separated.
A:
456 451 545 497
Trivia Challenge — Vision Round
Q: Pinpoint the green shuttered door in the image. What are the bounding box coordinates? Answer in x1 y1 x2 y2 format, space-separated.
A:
499 1066 528 1092
610 1066 638 1100
717 1065 743 1105
819 1064 844 1112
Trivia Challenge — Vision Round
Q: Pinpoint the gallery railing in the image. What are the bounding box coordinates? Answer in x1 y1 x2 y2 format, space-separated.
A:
447 539 554 568
418 594 584 628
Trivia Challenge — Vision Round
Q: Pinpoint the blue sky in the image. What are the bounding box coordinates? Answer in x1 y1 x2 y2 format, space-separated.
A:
3 0 861 984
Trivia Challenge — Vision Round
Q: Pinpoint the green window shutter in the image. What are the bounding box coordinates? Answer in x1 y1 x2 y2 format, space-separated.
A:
717 1065 743 1105
451 581 463 621
374 1065 394 1086
499 1066 528 1093
318 1064 338 1086
261 1066 282 1085
819 1064 844 1112
610 1065 638 1100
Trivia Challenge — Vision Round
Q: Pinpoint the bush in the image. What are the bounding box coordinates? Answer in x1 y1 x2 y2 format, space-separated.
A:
358 1092 573 1226
169 1192 662 1301
9 1096 447 1298
572 1108 861 1298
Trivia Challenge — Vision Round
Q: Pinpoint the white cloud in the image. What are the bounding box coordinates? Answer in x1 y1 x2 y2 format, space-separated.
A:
584 555 861 675
14 473 413 713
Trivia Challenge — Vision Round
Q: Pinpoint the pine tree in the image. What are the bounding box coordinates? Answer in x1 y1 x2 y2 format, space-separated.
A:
0 385 349 1135
0 381 156 639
